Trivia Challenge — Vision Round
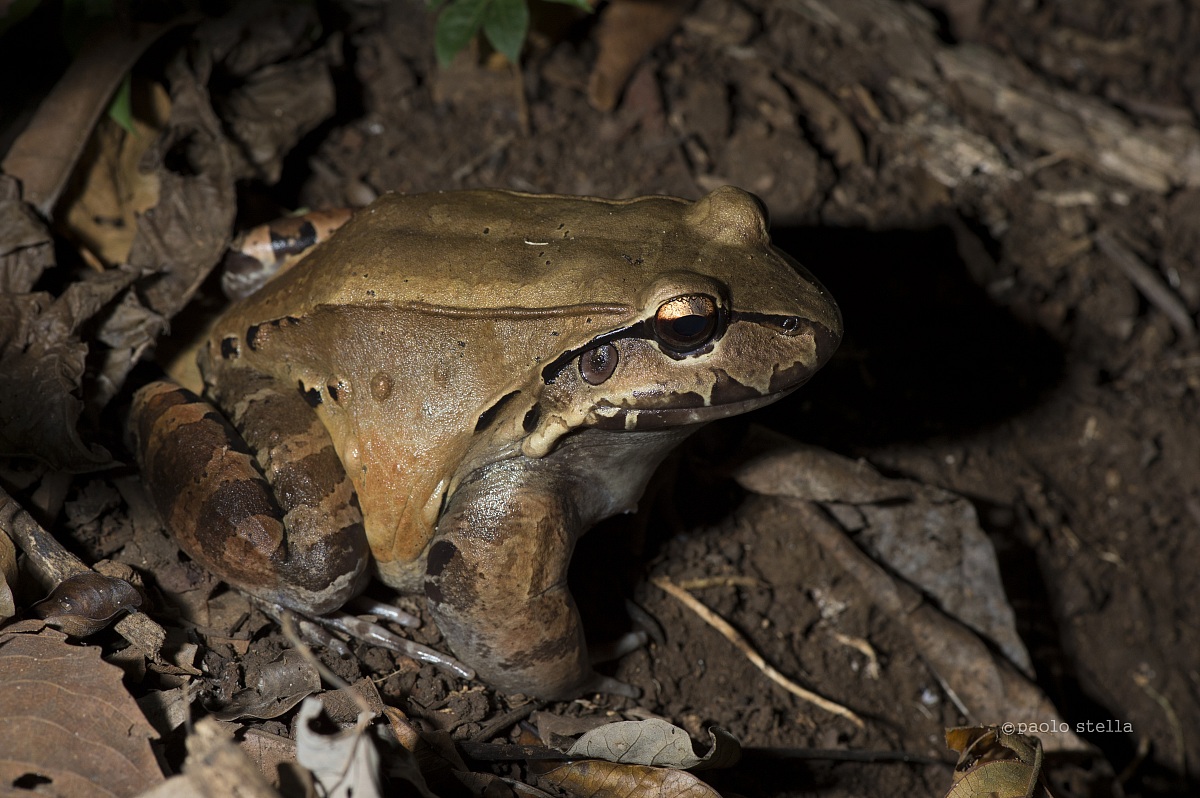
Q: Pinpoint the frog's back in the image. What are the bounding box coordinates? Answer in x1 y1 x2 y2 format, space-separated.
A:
269 190 688 312
237 188 837 336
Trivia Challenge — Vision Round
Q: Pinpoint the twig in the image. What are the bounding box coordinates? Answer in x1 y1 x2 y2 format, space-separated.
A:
652 575 864 728
1132 670 1187 776
1095 229 1195 340
469 701 539 744
458 742 570 762
741 746 947 766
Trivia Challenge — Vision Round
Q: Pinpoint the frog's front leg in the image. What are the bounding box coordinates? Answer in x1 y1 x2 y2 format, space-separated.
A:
425 461 637 700
131 376 370 614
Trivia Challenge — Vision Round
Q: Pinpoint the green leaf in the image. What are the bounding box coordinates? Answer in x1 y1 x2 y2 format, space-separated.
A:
435 0 490 66
107 72 135 133
542 0 592 11
482 0 528 65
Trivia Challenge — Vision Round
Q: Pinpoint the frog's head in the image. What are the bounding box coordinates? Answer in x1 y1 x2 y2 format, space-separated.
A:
523 186 841 457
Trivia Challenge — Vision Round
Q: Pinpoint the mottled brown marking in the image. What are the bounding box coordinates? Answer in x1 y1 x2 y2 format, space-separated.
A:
132 375 367 615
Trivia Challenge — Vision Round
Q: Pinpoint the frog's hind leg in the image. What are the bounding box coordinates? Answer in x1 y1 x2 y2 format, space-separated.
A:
134 378 473 677
131 378 368 615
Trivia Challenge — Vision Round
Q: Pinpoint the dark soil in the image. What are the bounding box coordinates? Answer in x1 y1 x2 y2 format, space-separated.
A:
6 1 1200 796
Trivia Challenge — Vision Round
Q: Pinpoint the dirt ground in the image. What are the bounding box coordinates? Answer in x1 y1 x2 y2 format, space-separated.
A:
3 1 1199 796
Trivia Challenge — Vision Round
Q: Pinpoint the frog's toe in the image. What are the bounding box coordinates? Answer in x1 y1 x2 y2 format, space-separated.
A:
584 672 642 699
346 596 420 627
589 630 649 664
290 614 354 657
320 610 474 679
263 601 473 680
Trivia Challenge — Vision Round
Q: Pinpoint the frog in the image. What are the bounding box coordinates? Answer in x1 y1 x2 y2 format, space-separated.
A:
130 185 841 699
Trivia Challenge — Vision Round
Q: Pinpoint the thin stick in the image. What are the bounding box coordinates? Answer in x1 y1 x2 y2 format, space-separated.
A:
652 576 864 728
1095 229 1195 340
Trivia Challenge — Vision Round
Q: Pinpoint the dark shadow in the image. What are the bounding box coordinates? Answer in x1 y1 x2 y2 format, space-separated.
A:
761 223 1067 449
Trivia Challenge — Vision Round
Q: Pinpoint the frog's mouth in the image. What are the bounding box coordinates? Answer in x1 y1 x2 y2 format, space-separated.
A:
587 385 802 431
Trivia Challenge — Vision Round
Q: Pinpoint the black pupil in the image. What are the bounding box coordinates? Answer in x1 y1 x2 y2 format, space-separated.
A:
672 314 708 339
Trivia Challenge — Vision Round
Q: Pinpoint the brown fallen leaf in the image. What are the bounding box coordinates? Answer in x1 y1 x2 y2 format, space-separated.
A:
0 20 183 217
541 760 723 798
787 500 1087 752
565 718 740 770
32 571 143 637
0 527 15 623
944 725 1053 798
212 648 321 721
0 629 163 795
588 0 692 112
59 77 169 269
734 430 1032 675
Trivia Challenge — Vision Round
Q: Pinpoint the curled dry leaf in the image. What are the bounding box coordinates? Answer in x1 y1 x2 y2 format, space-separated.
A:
295 698 383 798
32 571 143 637
0 528 15 622
220 38 340 183
588 0 691 111
0 21 181 217
542 760 723 798
139 717 281 798
775 72 865 169
566 718 741 770
59 77 169 269
944 725 1053 798
0 629 163 794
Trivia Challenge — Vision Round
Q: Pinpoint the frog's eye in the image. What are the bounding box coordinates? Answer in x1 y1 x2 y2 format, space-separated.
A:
654 295 719 353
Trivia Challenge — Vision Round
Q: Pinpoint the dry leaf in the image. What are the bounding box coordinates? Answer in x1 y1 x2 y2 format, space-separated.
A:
0 540 14 624
0 291 116 469
588 0 691 111
294 698 383 798
542 760 723 798
0 21 181 216
238 728 298 789
139 717 282 798
60 78 169 268
775 72 865 169
786 500 1087 752
0 175 54 294
32 571 143 637
566 719 740 770
220 40 340 183
213 649 321 721
0 629 163 795
735 431 1031 674
944 725 1054 798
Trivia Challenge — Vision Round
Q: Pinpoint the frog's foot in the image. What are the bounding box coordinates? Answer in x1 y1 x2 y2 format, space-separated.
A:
271 604 474 680
590 630 649 664
581 672 642 699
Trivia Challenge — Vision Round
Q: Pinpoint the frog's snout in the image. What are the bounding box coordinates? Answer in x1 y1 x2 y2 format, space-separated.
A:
769 318 841 394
